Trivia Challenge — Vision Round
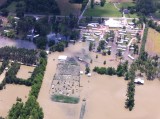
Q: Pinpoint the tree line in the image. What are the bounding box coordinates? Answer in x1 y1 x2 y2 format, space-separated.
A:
93 61 128 77
125 62 136 111
0 47 38 65
8 51 47 119
0 0 60 16
0 60 9 75
125 23 159 110
135 0 156 15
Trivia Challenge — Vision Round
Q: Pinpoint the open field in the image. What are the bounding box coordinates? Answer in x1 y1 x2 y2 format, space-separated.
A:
84 3 122 17
117 2 135 8
56 0 81 15
0 84 30 117
146 28 160 56
16 65 35 80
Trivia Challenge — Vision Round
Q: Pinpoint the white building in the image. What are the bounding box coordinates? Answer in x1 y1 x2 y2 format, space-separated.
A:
58 55 67 62
104 18 123 28
134 78 144 84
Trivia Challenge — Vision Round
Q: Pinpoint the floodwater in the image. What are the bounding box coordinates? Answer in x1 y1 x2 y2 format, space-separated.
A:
0 37 36 49
38 42 160 119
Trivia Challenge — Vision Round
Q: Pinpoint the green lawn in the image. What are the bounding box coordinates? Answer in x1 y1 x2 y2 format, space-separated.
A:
125 13 138 18
117 2 138 18
117 2 135 8
51 94 80 104
84 3 122 17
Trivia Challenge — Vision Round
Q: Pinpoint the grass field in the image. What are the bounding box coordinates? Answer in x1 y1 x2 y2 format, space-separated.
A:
56 0 81 15
125 13 138 18
146 28 160 56
117 2 138 18
117 2 135 8
84 3 122 17
52 94 79 104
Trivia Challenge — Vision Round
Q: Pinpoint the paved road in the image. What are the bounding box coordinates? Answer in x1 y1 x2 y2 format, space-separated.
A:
9 12 138 22
78 0 91 24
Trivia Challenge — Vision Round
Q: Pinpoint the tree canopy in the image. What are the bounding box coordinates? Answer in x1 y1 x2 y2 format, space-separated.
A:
136 0 156 15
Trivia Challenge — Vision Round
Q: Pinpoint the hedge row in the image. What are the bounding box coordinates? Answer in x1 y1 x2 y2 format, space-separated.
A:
8 52 47 119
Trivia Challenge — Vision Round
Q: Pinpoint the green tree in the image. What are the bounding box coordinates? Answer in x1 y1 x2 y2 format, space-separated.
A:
100 0 106 7
103 60 106 65
91 0 95 9
136 0 155 15
85 66 90 74
89 42 93 51
125 79 135 111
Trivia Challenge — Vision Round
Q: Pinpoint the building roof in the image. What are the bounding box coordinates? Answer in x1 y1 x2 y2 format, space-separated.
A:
123 9 129 14
104 18 123 28
134 78 144 84
58 55 67 61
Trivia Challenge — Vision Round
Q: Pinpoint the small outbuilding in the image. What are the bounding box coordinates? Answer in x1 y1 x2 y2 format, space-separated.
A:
80 71 84 75
123 9 130 14
58 55 67 62
87 73 92 77
134 78 144 84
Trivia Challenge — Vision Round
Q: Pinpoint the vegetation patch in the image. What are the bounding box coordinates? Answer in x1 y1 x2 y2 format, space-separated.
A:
139 25 148 55
0 47 37 65
51 94 79 104
93 61 128 77
84 3 122 17
0 0 60 14
146 28 160 55
117 2 135 8
0 59 9 75
56 0 82 15
7 51 47 118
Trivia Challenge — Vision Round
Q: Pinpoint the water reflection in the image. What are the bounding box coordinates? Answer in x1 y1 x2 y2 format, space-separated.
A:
0 37 36 49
